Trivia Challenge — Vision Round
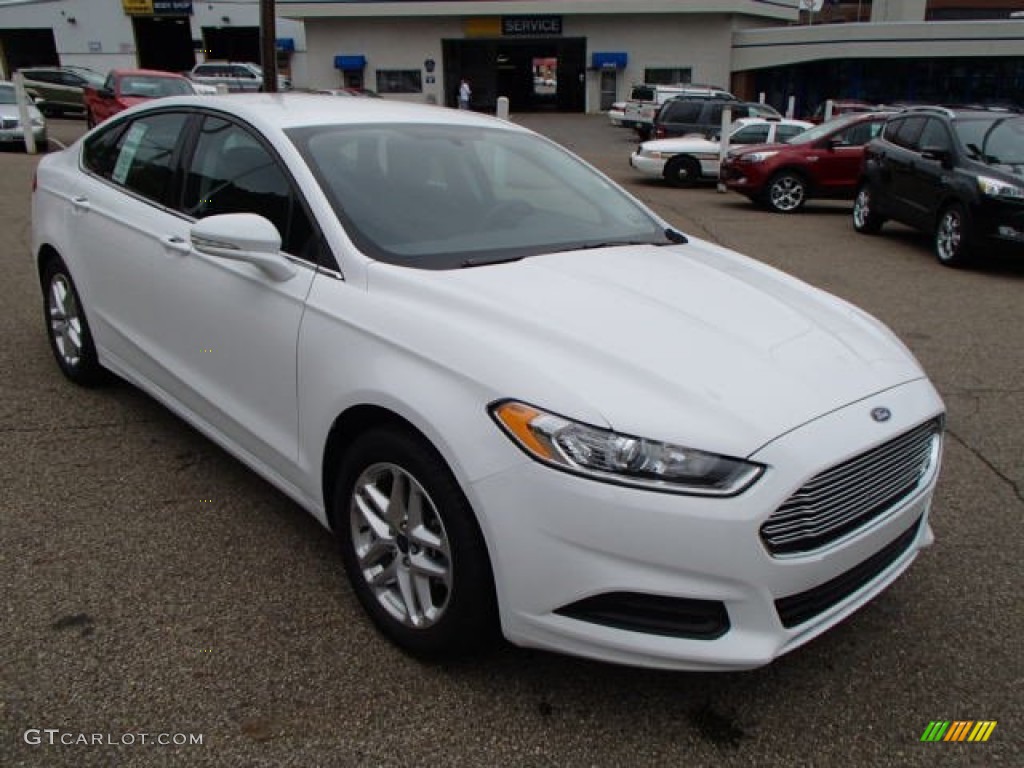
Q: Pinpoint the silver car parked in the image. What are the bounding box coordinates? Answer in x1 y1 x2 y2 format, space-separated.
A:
188 61 291 93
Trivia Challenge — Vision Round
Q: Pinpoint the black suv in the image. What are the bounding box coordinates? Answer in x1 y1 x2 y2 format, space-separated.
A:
853 106 1024 266
650 98 781 140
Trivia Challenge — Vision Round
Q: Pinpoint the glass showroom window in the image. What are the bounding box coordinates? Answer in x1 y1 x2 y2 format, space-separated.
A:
376 70 423 94
644 68 692 85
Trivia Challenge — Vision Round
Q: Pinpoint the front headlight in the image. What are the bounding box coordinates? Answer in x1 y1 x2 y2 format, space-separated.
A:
490 401 764 496
740 151 778 164
31 116 45 127
638 147 673 160
977 175 1024 200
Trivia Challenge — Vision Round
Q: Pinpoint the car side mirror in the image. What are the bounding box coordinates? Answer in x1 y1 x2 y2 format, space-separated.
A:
921 146 952 167
190 213 296 282
827 138 848 149
98 87 114 99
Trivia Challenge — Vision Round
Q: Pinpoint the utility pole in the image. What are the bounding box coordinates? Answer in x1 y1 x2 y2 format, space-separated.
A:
260 0 279 93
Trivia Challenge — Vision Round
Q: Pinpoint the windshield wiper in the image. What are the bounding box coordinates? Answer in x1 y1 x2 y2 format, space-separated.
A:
460 255 527 268
550 231 688 255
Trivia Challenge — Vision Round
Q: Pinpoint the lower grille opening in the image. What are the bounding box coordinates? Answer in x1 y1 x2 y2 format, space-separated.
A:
555 592 730 640
775 515 923 629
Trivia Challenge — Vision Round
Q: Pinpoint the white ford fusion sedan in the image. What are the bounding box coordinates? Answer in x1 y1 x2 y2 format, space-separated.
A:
32 94 945 670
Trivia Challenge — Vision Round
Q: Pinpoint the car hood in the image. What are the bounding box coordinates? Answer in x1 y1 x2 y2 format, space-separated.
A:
0 103 43 121
726 141 790 159
366 239 926 458
987 162 1024 181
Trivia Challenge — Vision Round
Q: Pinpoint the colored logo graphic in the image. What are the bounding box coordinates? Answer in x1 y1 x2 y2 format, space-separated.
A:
920 721 997 742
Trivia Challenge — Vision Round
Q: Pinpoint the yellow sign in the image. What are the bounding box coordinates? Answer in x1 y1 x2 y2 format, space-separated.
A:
464 18 501 38
122 0 154 15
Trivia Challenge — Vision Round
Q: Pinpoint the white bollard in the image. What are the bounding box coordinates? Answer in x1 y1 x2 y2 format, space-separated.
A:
786 95 796 119
496 96 510 121
824 99 834 122
13 72 38 154
717 106 732 193
759 91 766 104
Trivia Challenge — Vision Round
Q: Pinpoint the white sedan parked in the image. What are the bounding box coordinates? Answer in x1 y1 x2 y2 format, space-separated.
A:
33 94 944 670
631 117 813 187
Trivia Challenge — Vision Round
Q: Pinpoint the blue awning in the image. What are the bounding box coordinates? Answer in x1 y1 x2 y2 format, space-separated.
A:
276 38 295 53
591 52 627 69
334 55 367 71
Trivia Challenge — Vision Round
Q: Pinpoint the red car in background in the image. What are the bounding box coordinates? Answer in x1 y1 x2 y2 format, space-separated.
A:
84 69 195 128
720 111 894 213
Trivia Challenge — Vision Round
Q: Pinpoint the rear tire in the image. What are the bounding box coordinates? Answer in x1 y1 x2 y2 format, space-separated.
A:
41 257 106 386
852 183 885 234
935 203 972 267
664 156 701 188
333 426 498 659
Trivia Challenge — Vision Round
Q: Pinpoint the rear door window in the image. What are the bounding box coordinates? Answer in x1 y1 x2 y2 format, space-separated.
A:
108 112 189 203
732 124 771 144
661 101 702 123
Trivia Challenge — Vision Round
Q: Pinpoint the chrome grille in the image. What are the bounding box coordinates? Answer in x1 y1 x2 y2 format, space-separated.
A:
761 418 941 556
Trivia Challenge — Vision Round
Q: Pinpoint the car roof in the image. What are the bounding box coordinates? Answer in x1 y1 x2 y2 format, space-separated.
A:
112 68 189 79
106 93 533 134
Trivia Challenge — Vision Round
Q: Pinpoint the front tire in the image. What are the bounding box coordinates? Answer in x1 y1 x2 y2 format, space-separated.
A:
765 172 807 213
664 156 701 188
935 203 972 267
41 257 106 386
333 426 497 658
852 183 885 234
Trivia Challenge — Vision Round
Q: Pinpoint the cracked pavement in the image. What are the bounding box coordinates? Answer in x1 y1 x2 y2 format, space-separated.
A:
2 116 1021 767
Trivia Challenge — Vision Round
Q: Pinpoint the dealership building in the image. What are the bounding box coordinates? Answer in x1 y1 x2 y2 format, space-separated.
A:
0 1 306 79
1 1 1022 117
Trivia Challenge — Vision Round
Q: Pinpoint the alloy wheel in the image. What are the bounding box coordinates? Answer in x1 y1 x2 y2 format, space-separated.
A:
936 207 963 264
349 462 453 629
768 174 805 212
48 273 84 368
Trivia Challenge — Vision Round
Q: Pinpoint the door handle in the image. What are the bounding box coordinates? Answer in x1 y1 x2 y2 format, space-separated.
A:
162 235 192 254
70 196 90 212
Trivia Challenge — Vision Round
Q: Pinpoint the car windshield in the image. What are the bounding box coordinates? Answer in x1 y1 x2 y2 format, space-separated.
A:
786 114 864 145
0 85 16 105
120 76 194 98
956 116 1024 166
290 123 669 268
68 68 106 87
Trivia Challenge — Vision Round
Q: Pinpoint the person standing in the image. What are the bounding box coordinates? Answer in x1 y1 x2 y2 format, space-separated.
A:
458 78 471 110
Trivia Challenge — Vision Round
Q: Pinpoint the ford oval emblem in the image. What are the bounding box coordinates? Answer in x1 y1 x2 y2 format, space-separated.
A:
871 407 892 423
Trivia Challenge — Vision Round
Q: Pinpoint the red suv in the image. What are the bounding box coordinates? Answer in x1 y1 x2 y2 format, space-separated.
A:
720 112 893 213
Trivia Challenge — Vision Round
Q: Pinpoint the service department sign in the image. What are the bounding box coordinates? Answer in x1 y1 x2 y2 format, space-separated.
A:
502 16 562 36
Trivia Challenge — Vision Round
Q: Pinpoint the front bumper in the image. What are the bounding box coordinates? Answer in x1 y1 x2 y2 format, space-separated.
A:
470 378 944 670
0 124 46 146
973 198 1024 251
720 160 770 195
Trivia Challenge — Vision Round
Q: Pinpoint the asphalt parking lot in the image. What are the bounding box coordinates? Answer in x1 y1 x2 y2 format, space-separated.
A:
2 114 1021 767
